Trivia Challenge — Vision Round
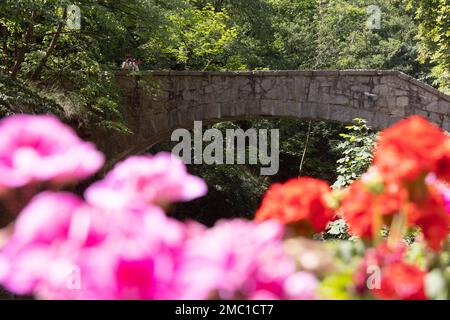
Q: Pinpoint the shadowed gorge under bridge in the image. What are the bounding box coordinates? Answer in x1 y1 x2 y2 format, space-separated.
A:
90 70 450 167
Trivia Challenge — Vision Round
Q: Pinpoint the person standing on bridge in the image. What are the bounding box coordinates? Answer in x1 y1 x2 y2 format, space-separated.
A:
121 54 140 71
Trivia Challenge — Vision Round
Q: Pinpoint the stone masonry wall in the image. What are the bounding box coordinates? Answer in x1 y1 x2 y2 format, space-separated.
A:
92 70 450 166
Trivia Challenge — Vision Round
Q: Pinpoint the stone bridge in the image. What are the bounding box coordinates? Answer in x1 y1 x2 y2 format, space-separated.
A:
92 70 450 165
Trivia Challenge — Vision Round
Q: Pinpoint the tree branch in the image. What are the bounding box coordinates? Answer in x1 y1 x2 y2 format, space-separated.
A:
31 8 67 81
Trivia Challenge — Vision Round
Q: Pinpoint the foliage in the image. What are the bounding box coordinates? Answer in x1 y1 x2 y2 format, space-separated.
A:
407 0 450 93
0 0 241 130
333 118 376 189
266 0 426 76
0 74 64 117
1 0 130 130
145 2 238 70
324 219 351 241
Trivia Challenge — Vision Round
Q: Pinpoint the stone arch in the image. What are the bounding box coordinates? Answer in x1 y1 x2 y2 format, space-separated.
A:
92 70 450 167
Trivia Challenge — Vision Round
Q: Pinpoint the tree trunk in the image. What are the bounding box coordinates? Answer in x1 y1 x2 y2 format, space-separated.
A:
31 8 67 81
1 25 8 73
10 12 36 79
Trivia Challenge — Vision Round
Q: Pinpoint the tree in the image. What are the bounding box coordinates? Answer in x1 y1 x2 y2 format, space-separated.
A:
142 1 238 70
408 0 450 93
269 0 427 77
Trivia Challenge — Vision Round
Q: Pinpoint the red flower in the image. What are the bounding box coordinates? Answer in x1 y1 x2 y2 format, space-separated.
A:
373 262 427 300
406 185 450 251
255 178 335 233
354 242 405 293
355 243 427 300
339 181 405 238
374 116 449 184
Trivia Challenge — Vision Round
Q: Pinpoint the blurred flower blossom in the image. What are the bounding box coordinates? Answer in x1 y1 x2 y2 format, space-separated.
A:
354 242 427 300
339 180 405 238
85 153 207 210
0 115 104 192
283 237 336 275
255 178 335 234
374 262 427 300
0 192 95 295
405 185 449 251
0 191 197 299
182 219 318 300
283 272 319 300
374 116 450 184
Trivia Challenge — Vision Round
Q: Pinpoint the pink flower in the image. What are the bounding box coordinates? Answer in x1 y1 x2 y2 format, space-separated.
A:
47 206 204 300
107 207 192 299
0 115 104 191
0 191 205 300
426 174 450 214
85 153 207 210
182 219 318 300
40 208 190 300
437 183 450 214
0 192 99 295
0 174 317 300
282 272 319 300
